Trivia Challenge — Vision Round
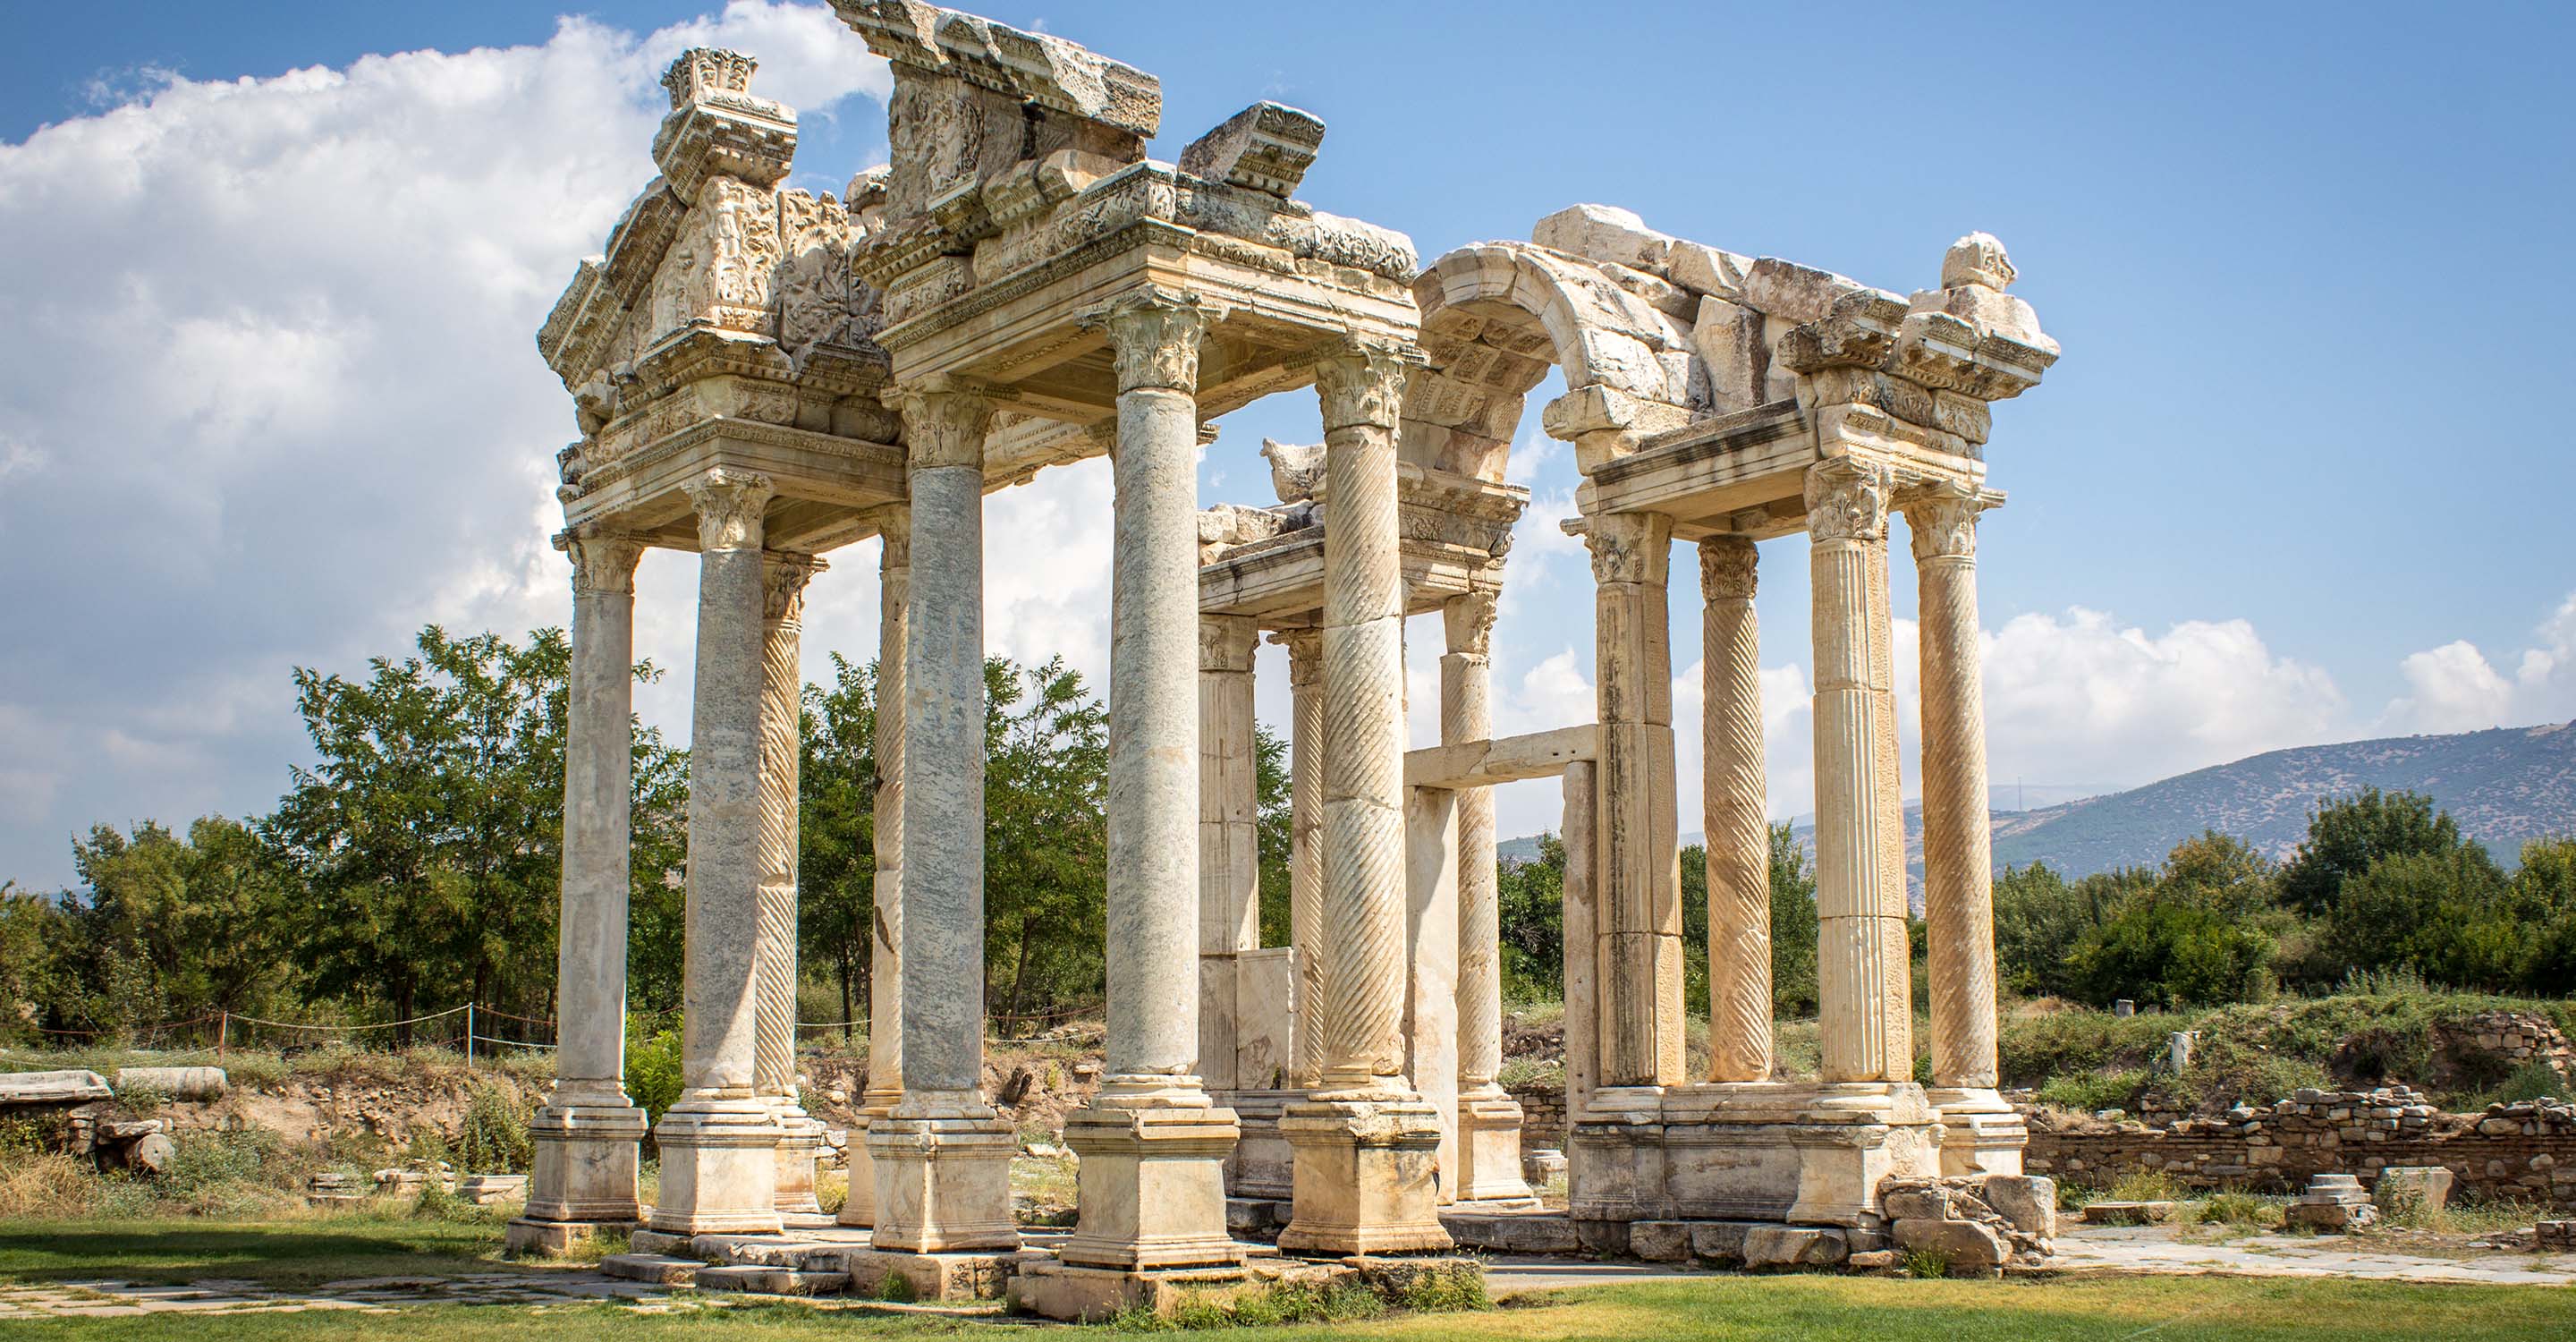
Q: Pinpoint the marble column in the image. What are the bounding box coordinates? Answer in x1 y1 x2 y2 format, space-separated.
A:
841 506 909 1227
1197 613 1261 1096
1445 592 1531 1202
515 530 648 1252
1559 760 1601 1121
1279 342 1451 1256
867 392 1017 1254
653 468 785 1236
1277 628 1326 1091
1063 291 1242 1271
1907 483 2021 1172
1583 513 1685 1092
1805 459 1911 1086
757 553 826 1215
1699 538 1772 1084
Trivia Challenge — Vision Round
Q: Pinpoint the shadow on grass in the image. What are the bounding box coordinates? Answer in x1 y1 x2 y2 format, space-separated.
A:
0 1219 505 1287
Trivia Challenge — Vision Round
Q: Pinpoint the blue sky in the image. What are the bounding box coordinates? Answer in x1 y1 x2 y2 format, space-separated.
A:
2 2 2571 888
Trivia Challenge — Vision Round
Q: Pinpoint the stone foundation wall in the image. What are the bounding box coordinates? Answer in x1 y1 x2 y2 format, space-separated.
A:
2028 1089 2576 1209
1509 1083 1567 1150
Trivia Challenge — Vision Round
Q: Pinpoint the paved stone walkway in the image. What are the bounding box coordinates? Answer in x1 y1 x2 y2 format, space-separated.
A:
0 1271 687 1319
2049 1225 2576 1287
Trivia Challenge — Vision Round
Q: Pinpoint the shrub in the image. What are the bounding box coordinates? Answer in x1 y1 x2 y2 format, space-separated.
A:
454 1082 532 1174
2479 1059 2569 1107
1902 1246 1952 1278
626 1024 684 1129
2196 1192 2273 1227
2035 1069 2147 1114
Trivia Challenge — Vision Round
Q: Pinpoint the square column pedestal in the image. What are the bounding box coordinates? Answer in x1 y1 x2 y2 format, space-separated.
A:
1453 1087 1537 1205
1061 1096 1247 1270
865 1100 1019 1253
507 1099 648 1253
1569 1083 1943 1241
1217 1090 1297 1201
652 1099 786 1236
1928 1086 2028 1176
1277 1095 1453 1256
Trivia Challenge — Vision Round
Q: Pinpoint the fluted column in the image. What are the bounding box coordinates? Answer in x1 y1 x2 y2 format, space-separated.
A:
757 552 825 1214
1279 342 1451 1256
652 467 784 1236
1277 628 1326 1091
1699 538 1772 1084
1060 291 1241 1271
867 390 1017 1254
1583 512 1684 1091
1805 459 1911 1086
1198 613 1261 1095
1908 483 2021 1172
842 507 908 1228
516 530 649 1247
1445 591 1530 1201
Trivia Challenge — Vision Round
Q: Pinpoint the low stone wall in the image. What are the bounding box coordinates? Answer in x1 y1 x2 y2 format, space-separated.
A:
1510 1083 1567 1151
2028 1088 2576 1208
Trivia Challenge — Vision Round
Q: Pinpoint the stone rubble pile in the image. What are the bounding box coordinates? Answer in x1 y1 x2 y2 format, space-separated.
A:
1876 1175 2056 1273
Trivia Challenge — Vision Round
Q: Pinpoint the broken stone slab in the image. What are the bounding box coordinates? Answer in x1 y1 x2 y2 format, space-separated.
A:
2375 1166 2453 1213
1629 1221 1692 1262
1178 102 1324 200
598 1253 703 1286
114 1067 226 1102
2284 1199 2378 1232
1981 1175 2059 1239
1437 1210 1578 1255
1531 203 1674 274
0 1070 112 1108
2080 1201 2177 1226
455 1175 530 1206
1892 1217 2008 1270
1741 1225 1847 1269
691 1265 850 1296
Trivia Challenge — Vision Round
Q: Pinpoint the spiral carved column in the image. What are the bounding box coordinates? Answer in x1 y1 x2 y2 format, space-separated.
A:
756 553 824 1214
1278 628 1326 1091
1278 342 1451 1256
1699 537 1772 1084
1445 591 1531 1201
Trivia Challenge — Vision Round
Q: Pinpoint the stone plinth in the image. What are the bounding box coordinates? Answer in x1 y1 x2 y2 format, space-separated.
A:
1275 1093 1453 1256
865 1099 1019 1254
1570 1082 1942 1229
1454 1087 1537 1204
1928 1085 2026 1176
1221 1088 1298 1201
1061 1099 1247 1271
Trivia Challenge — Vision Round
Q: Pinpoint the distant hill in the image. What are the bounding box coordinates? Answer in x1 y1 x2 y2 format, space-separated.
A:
1496 721 2576 888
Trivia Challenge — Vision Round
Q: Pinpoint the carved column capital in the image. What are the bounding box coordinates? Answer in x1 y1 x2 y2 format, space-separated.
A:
1199 613 1259 673
1314 340 1412 433
1098 289 1207 395
1698 535 1758 602
896 387 999 470
1274 627 1324 686
762 552 826 624
1802 457 1893 544
1443 590 1498 659
1903 481 1996 563
1584 512 1674 587
557 530 647 595
872 504 912 568
684 468 774 552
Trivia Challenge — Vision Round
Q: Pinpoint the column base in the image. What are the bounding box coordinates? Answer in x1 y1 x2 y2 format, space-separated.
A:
1454 1084 1534 1202
1008 1260 1253 1323
865 1095 1019 1253
521 1092 648 1227
1570 1082 1944 1228
1216 1089 1298 1201
1928 1086 2028 1176
770 1101 826 1215
1060 1083 1247 1270
649 1092 785 1236
835 1107 886 1227
1276 1091 1453 1256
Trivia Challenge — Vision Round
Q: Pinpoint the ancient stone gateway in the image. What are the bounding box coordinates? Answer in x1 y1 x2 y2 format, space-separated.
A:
506 1 2056 1309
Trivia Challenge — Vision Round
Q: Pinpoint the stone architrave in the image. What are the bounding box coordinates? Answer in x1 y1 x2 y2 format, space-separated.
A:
513 531 650 1253
1061 291 1244 1272
1278 344 1453 1257
1699 537 1770 1084
653 468 787 1236
1444 591 1532 1202
841 505 910 1228
1805 459 1910 1085
757 552 826 1214
1907 483 2024 1174
1583 512 1685 1092
868 392 1017 1255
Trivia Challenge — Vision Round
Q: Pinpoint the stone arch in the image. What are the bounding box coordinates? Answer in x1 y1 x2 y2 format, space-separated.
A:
1402 242 1692 482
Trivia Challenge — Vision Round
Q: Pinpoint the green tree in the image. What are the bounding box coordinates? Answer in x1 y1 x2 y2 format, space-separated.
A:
982 656 1109 1030
61 817 291 1032
2278 788 2469 918
2512 837 2576 995
1254 726 1292 950
0 882 74 1040
2322 845 2516 990
799 653 882 1034
1992 862 2094 998
1496 833 1566 1003
1767 823 1819 1015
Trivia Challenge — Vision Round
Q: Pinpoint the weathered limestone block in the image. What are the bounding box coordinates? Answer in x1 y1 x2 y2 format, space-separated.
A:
2377 1165 2455 1213
1666 240 1751 301
0 1071 112 1108
113 1067 225 1102
1892 1217 2007 1270
1741 1225 1847 1268
1179 102 1325 198
1532 203 1674 272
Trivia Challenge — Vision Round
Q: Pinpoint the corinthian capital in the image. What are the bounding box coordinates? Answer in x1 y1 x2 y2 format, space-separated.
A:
762 552 826 623
1314 340 1412 433
1802 457 1892 544
557 530 647 595
1443 591 1498 659
1099 290 1207 395
1273 627 1323 685
896 386 999 470
1904 480 1996 562
1698 536 1758 602
684 468 774 552
1584 512 1674 587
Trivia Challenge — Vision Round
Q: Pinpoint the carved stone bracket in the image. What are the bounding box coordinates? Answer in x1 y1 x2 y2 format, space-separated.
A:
897 387 1003 469
762 552 828 622
1902 481 1996 563
1442 590 1498 659
1584 512 1673 587
1316 342 1414 433
558 531 648 595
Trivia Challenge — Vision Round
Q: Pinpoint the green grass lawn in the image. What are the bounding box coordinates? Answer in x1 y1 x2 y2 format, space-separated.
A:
0 1220 2569 1340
